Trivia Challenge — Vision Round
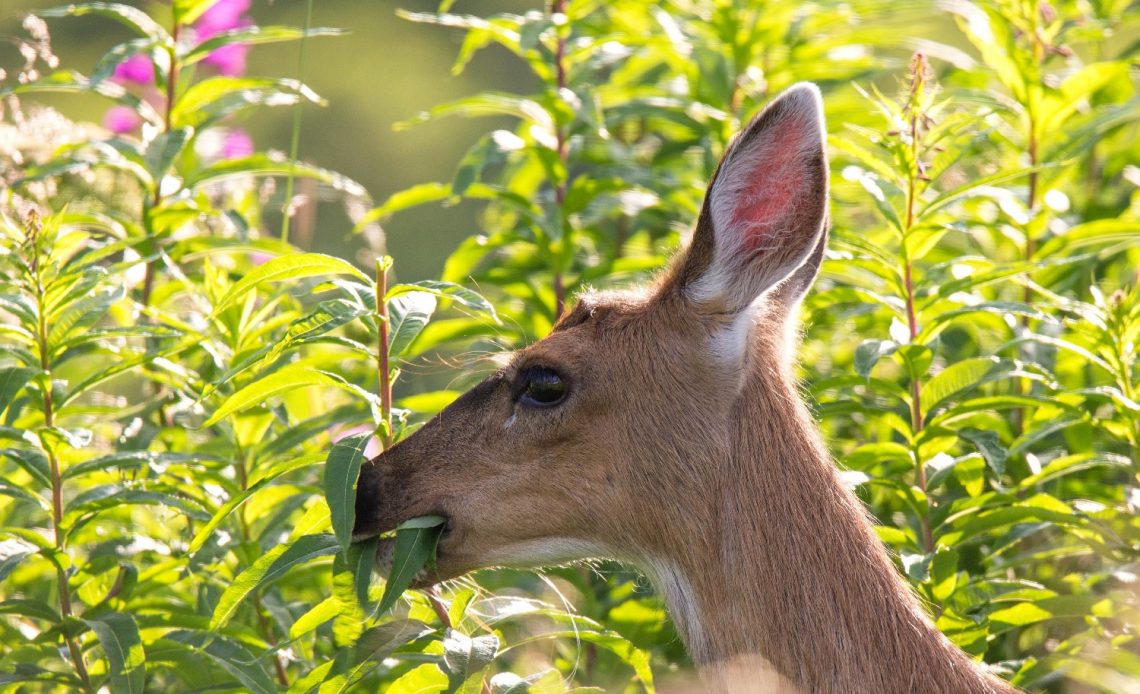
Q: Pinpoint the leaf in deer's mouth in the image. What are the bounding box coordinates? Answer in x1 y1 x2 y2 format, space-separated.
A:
375 515 447 615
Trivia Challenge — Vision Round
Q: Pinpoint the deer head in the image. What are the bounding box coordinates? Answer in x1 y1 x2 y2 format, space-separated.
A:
354 82 827 576
353 83 1016 693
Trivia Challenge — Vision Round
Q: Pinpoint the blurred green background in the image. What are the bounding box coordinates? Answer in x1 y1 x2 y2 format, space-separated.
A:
0 0 531 283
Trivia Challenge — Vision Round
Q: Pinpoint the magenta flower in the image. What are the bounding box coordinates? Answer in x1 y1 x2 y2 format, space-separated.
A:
103 105 141 134
222 128 254 158
203 41 250 76
194 0 254 77
195 0 252 38
112 54 154 85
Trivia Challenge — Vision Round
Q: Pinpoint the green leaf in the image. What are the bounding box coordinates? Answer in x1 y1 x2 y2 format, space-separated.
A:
353 619 435 665
83 613 145 694
210 533 340 629
443 629 499 693
386 663 449 694
1 448 51 487
266 299 370 367
172 0 217 25
39 3 171 42
332 539 377 642
171 77 324 128
181 26 346 66
289 596 339 640
923 358 1007 413
353 182 453 233
324 433 371 555
211 253 370 316
854 339 897 379
389 292 439 358
0 551 35 583
377 516 447 615
0 367 37 416
929 548 959 602
143 127 191 181
167 631 276 694
185 154 368 200
387 280 497 320
187 454 321 553
64 451 222 480
958 428 1007 477
513 629 654 690
0 599 59 623
204 367 344 427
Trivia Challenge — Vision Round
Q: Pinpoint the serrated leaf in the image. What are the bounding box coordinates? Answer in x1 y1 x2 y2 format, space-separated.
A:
210 533 340 629
83 613 145 694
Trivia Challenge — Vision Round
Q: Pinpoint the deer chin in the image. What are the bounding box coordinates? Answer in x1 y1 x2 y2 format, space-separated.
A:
372 529 610 589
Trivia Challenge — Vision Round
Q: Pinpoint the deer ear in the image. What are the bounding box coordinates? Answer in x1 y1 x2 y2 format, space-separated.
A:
677 83 829 314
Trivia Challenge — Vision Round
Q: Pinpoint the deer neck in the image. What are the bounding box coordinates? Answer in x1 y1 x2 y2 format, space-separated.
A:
642 350 1011 693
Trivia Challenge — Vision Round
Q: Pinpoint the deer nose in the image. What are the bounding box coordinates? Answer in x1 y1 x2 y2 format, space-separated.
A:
353 457 397 540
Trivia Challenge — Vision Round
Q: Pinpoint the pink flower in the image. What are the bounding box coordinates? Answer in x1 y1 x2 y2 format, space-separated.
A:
194 0 254 77
222 128 254 158
204 41 250 76
195 0 252 38
103 105 141 134
112 54 154 85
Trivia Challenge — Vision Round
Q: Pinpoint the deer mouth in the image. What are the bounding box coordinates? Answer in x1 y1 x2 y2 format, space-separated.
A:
370 516 454 588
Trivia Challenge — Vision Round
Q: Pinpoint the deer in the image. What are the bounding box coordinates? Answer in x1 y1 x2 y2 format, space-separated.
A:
352 83 1020 694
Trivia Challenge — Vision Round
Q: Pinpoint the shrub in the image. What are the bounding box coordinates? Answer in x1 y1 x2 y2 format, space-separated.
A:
0 0 1137 691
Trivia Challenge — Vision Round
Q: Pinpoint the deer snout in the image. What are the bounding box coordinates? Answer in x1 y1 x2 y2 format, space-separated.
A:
353 452 427 541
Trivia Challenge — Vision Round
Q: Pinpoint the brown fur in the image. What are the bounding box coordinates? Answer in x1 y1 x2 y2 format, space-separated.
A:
354 84 1019 693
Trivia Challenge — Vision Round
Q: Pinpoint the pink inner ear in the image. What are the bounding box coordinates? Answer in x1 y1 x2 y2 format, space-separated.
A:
728 122 805 250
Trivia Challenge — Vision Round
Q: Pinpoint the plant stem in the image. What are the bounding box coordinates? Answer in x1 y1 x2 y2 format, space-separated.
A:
425 585 452 628
142 25 181 309
549 0 568 319
1014 8 1045 437
281 0 314 244
903 55 933 555
28 221 91 692
375 259 392 447
233 447 290 687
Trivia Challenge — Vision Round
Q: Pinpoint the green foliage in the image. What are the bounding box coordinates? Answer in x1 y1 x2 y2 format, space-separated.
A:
1 0 1138 692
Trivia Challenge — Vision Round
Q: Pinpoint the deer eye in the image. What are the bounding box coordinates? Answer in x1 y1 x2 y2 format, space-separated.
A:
517 367 567 408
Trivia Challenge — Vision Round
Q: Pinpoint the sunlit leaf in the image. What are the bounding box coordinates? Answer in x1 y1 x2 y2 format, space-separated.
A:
83 613 145 694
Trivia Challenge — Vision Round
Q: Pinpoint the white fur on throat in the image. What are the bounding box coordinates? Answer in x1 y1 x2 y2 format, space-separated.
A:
638 556 708 661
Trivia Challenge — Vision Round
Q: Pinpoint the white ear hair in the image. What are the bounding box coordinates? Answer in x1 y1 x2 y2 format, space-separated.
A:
687 83 829 310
